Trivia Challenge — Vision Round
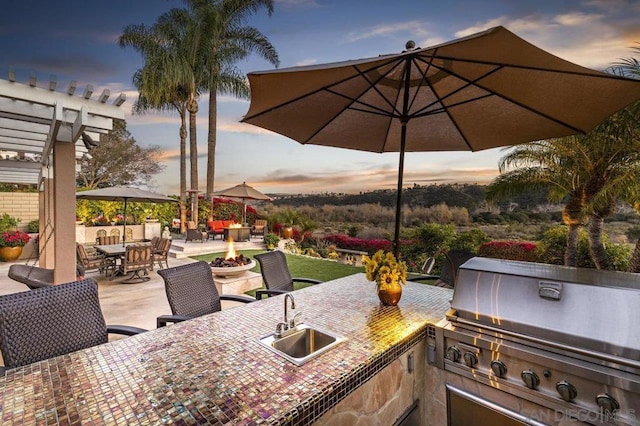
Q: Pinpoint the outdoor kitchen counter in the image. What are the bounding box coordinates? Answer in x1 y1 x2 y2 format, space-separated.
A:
0 273 453 425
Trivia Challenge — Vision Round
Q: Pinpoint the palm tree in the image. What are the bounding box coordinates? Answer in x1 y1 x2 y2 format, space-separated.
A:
486 139 588 266
132 68 190 233
186 0 279 201
611 48 640 271
120 7 208 224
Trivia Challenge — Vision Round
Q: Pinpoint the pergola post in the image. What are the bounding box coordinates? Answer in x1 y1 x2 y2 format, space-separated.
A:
52 140 77 283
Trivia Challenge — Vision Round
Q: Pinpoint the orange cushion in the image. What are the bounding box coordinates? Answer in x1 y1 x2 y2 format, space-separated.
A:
222 220 235 227
207 220 226 232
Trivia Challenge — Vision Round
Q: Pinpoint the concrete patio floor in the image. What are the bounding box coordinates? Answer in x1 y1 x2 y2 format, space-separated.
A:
0 236 266 332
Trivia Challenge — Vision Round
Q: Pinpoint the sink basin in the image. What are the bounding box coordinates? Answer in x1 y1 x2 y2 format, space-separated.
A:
258 323 346 366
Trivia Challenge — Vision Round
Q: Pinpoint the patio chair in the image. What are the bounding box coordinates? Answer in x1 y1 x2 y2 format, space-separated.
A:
254 251 322 300
185 221 207 243
153 237 171 269
157 261 255 327
76 243 115 276
118 244 154 283
8 264 84 290
96 235 121 245
250 219 268 238
411 249 476 289
0 278 147 372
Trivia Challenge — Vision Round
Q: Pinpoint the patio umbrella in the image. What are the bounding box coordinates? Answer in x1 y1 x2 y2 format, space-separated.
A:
241 25 640 256
76 187 177 245
213 182 272 224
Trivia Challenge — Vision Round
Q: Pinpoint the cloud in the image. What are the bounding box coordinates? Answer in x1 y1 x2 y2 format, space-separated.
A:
347 20 432 43
455 11 636 69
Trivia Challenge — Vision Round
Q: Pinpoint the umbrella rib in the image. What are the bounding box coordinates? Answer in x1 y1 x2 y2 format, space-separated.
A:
300 58 409 145
416 56 588 134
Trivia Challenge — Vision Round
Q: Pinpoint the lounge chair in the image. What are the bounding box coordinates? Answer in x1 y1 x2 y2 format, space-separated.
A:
185 221 207 243
0 278 146 372
253 251 322 299
157 261 254 327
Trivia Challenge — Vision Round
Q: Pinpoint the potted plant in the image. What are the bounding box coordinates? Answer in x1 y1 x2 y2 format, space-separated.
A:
0 229 31 261
362 250 407 306
263 232 280 250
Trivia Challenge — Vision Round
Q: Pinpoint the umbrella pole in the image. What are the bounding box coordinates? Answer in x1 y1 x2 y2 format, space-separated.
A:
393 124 407 258
122 199 127 246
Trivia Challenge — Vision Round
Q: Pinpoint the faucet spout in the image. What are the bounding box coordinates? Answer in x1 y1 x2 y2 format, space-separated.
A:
284 293 296 326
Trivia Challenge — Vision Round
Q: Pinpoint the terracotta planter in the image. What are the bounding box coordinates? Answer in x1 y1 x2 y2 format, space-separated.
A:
376 279 402 306
282 226 293 239
0 246 23 262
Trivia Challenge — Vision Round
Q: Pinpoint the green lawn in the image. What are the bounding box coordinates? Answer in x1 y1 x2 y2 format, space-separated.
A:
192 250 365 293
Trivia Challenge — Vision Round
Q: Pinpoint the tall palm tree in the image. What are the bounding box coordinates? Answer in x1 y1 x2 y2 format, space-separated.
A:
186 0 279 201
132 68 190 233
120 7 208 224
486 139 588 266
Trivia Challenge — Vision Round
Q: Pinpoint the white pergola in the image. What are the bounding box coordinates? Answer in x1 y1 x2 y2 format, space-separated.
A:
0 74 125 283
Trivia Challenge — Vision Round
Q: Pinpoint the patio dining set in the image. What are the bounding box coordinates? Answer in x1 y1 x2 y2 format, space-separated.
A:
76 236 171 283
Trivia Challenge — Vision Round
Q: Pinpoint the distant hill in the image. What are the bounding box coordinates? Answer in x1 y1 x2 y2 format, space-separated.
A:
272 183 550 212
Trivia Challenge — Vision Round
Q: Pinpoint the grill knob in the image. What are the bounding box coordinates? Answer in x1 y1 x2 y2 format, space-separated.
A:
445 346 461 363
491 360 507 378
463 351 478 368
521 369 540 389
596 393 620 414
556 380 577 402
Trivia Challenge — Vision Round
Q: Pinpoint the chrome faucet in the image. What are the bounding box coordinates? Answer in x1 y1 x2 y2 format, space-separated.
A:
275 293 297 338
284 293 296 327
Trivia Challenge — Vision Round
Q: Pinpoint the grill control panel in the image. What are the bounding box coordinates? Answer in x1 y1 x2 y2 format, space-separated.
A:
440 325 637 425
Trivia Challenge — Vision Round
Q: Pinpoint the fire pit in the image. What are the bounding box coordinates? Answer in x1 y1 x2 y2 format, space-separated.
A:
210 238 256 278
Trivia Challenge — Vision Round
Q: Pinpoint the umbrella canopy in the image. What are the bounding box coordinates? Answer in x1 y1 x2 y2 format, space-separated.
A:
76 187 177 245
214 182 272 224
242 25 640 255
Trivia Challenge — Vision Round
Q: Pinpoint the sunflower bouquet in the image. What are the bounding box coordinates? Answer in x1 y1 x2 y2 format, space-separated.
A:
362 249 407 290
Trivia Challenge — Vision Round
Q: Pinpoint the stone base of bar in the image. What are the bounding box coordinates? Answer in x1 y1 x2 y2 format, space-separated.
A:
213 271 263 295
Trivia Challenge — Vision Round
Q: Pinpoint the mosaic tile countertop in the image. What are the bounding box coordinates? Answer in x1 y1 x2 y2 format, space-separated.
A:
0 273 453 425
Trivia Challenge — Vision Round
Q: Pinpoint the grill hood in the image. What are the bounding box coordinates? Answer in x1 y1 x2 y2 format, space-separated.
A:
448 258 640 361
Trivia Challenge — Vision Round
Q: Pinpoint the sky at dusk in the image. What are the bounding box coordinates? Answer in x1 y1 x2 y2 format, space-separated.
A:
0 0 638 196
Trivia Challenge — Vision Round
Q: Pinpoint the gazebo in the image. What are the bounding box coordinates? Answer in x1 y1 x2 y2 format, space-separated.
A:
0 73 125 283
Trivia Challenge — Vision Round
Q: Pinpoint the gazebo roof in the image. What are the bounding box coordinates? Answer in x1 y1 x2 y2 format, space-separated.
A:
0 74 126 185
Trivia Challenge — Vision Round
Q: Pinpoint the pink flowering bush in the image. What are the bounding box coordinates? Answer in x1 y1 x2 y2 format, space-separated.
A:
478 240 538 262
0 230 31 247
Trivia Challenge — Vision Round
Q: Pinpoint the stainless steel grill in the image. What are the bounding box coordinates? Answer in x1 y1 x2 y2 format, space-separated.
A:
435 257 640 426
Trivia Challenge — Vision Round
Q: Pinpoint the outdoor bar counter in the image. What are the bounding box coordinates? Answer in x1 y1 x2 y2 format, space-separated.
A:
0 273 452 425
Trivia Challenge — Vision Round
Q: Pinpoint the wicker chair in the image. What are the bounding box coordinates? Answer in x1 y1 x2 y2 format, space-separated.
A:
8 264 84 290
0 278 146 372
411 249 475 289
157 261 254 327
76 243 114 275
153 237 171 269
254 251 322 300
118 244 154 283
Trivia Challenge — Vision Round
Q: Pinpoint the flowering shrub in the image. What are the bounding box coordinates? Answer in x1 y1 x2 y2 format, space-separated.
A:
323 234 392 254
478 240 538 262
0 230 31 247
